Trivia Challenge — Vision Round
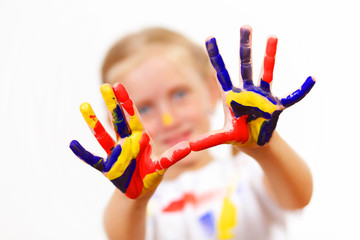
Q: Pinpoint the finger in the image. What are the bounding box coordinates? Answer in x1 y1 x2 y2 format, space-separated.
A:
80 102 115 154
260 36 278 92
69 140 105 171
280 76 316 108
158 141 191 169
104 145 122 172
240 25 253 88
113 83 144 132
100 84 131 139
112 83 135 116
206 37 233 91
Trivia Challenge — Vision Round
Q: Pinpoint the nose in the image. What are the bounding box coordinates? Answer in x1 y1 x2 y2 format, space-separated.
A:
162 112 174 126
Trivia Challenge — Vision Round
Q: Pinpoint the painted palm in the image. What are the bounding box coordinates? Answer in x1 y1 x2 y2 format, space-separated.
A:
190 26 315 150
70 83 190 199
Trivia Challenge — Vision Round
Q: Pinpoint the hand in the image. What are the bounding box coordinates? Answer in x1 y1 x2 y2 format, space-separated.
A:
70 83 190 199
190 25 315 150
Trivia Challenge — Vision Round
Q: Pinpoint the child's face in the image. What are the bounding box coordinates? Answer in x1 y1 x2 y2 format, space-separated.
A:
110 55 215 155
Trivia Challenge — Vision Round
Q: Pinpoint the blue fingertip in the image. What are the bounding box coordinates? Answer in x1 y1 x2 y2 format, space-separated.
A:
240 27 251 45
69 140 87 159
281 76 316 108
104 145 122 172
69 140 104 171
206 38 219 56
206 38 233 91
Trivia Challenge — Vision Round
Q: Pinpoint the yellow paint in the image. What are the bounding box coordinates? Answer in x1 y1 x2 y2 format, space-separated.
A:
80 102 98 130
226 91 277 114
106 132 142 180
247 117 265 144
162 113 173 126
142 169 165 190
128 115 143 132
218 197 236 239
100 84 118 111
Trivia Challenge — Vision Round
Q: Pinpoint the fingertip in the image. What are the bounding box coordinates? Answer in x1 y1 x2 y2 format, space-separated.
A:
100 83 113 96
307 76 316 83
266 37 278 56
205 37 219 56
69 140 80 150
80 102 92 113
113 83 130 101
100 83 115 99
69 140 85 156
240 25 252 44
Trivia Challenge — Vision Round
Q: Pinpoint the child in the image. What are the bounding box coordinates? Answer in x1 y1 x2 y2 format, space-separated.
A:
70 25 315 240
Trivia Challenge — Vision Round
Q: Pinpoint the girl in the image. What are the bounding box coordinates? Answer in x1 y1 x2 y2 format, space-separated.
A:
70 25 315 239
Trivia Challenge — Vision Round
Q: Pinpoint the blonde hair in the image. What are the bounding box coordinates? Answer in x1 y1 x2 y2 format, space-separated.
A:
101 27 212 84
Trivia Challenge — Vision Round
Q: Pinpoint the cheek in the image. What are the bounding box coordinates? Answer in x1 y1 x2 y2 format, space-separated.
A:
138 115 159 137
176 98 209 129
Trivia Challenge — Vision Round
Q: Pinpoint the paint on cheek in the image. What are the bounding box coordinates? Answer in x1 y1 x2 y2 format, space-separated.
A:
162 113 173 126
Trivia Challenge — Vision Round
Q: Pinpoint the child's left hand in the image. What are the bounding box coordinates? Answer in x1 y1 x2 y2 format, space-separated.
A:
190 26 315 150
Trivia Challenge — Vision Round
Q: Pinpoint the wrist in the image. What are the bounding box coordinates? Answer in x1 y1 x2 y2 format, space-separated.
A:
239 131 279 159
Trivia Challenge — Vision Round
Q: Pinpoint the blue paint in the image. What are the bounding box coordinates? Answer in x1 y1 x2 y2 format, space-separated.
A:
240 27 251 45
70 140 104 171
104 145 122 172
199 211 215 237
240 27 253 88
260 80 271 93
246 85 277 105
112 104 131 138
111 158 136 194
230 101 272 120
206 38 233 91
281 76 315 108
257 110 282 146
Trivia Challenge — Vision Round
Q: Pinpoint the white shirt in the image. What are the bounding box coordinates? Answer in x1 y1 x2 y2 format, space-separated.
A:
146 153 287 240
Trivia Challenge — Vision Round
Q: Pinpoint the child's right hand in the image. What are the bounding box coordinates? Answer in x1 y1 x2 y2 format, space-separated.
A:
70 83 190 199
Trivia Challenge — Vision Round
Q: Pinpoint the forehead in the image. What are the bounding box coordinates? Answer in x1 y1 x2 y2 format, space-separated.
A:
112 55 207 101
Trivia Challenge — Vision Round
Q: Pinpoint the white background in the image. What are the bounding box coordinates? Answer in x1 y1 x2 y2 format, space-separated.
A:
1 0 359 239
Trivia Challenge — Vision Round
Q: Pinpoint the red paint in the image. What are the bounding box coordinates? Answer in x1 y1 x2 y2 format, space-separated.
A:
231 115 249 143
93 121 115 154
162 191 218 213
124 133 150 199
89 115 97 121
190 111 249 151
263 37 277 84
113 83 135 116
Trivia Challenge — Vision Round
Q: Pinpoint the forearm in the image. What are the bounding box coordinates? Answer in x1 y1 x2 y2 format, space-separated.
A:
241 131 313 210
104 189 150 240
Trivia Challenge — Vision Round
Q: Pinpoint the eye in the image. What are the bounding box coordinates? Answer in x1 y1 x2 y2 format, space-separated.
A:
173 89 187 100
138 105 152 115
